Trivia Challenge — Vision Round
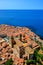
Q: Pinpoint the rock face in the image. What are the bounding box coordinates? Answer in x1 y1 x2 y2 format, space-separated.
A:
0 24 43 65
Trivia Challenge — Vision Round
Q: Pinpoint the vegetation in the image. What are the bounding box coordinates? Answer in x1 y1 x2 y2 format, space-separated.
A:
5 58 13 65
26 60 36 65
41 47 43 51
35 39 42 47
35 39 43 51
26 38 43 65
26 49 43 65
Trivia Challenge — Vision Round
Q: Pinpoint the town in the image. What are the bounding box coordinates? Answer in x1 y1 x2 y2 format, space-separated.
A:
0 24 43 65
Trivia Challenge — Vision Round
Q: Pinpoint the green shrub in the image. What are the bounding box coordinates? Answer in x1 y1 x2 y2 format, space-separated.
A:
26 60 36 65
5 58 13 65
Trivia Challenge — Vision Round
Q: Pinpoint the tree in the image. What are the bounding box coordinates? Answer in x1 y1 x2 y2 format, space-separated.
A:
26 49 43 65
26 60 36 65
5 58 13 65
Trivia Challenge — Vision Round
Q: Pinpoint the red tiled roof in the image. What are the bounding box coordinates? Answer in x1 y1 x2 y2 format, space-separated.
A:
2 42 8 48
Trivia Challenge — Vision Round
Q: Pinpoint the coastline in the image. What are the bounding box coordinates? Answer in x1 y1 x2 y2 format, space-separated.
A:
0 24 43 40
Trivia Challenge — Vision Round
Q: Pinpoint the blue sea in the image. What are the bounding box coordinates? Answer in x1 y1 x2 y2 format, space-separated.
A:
0 10 43 39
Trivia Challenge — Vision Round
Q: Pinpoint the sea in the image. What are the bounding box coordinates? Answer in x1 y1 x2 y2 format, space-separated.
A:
0 10 43 39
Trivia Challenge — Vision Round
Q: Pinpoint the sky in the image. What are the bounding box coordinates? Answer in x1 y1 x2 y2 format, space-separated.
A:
0 0 43 9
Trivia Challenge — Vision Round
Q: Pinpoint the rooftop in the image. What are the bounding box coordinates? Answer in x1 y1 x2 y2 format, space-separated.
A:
0 24 42 65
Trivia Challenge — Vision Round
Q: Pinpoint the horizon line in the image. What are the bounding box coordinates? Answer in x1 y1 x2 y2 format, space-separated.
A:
0 9 43 10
